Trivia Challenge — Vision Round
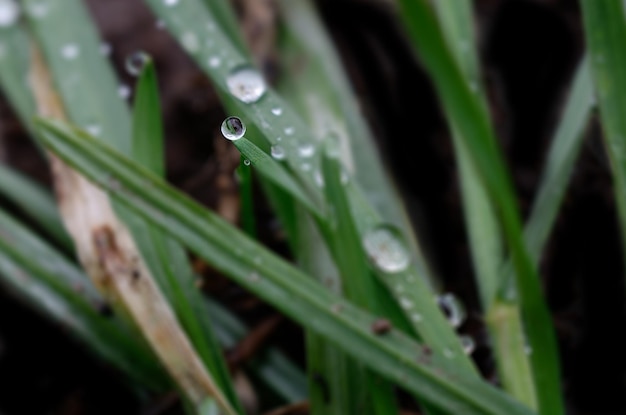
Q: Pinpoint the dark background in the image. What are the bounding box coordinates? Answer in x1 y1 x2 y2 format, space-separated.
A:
0 0 624 414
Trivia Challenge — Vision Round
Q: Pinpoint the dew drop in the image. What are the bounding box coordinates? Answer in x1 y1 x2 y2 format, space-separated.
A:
0 0 20 27
298 143 315 158
99 42 112 56
443 348 455 359
208 56 221 68
271 145 286 160
61 43 80 60
437 293 466 329
411 313 423 323
226 66 267 104
460 335 475 355
85 124 101 137
362 225 411 273
220 116 246 141
271 107 283 116
248 271 260 282
313 169 324 187
243 159 251 166
164 0 179 6
118 84 131 99
125 51 149 76
399 298 413 310
284 126 295 135
181 32 199 52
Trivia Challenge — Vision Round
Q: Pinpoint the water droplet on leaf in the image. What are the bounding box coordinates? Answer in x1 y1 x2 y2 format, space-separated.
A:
271 107 283 116
298 143 315 158
437 293 466 329
208 56 221 68
125 51 149 76
271 145 286 160
61 43 80 60
164 0 179 6
0 0 20 27
460 335 475 355
221 116 246 141
362 225 411 273
243 159 251 166
226 66 267 104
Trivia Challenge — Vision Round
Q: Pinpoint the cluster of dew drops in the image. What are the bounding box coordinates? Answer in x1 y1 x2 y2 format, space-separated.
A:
0 0 489 360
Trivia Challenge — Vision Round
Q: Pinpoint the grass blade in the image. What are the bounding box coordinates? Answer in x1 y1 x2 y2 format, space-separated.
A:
130 60 244 413
0 207 168 391
36 118 538 415
579 2 626 264
396 2 563 414
431 1 534 406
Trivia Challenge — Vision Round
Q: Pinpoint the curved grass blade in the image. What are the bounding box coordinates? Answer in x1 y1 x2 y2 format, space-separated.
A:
431 1 534 406
396 1 562 414
580 2 626 265
36 118 538 415
130 59 244 414
142 0 479 379
0 207 168 391
0 163 72 248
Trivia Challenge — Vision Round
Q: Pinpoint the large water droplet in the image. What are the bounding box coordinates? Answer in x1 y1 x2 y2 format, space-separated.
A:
208 56 221 68
226 66 267 104
271 145 286 160
181 32 199 52
125 51 149 76
460 335 475 355
362 225 411 273
61 43 80 60
118 84 131 99
298 143 315 158
437 293 466 329
221 116 246 141
0 0 20 27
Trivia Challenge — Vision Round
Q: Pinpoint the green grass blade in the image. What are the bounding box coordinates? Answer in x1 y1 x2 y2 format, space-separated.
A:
396 2 562 414
580 2 626 264
141 0 479 379
236 157 257 238
37 118 538 415
130 59 243 413
0 163 72 248
0 207 168 391
232 137 324 218
321 145 399 415
132 58 165 177
431 1 534 406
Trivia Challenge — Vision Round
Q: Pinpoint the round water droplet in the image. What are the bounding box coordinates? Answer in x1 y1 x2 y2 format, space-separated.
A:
460 335 475 355
208 56 221 68
284 126 295 135
226 66 267 104
271 145 286 160
181 32 199 52
61 43 80 60
313 169 324 187
243 159 251 166
399 298 413 310
164 0 179 6
437 293 466 329
118 84 131 99
271 107 283 116
0 0 20 27
362 225 411 273
221 116 246 141
85 124 101 137
298 143 315 158
125 51 149 76
99 42 112 56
